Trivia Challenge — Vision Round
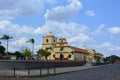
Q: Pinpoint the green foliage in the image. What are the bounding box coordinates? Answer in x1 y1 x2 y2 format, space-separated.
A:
0 35 13 52
46 47 53 51
23 48 32 57
14 51 23 59
0 46 6 55
8 51 23 60
37 49 51 60
103 56 110 63
103 55 120 63
0 35 13 40
27 38 35 44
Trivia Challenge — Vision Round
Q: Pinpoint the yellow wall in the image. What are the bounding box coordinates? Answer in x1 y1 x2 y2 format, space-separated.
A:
86 49 95 62
42 32 90 61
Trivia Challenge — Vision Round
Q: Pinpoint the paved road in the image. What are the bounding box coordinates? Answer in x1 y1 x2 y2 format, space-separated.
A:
0 64 120 80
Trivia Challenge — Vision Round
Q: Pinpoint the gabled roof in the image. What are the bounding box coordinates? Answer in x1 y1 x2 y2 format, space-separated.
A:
69 46 88 54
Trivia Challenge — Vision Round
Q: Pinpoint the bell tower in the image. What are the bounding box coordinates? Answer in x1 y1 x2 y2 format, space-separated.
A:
42 31 57 50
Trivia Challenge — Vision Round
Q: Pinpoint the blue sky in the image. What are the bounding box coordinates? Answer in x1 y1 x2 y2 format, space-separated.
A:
0 0 120 57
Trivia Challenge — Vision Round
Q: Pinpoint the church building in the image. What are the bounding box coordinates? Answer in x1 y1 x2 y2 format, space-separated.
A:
42 32 88 61
42 32 103 62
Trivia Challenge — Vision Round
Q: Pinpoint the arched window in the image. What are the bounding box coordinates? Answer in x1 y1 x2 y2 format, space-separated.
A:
46 39 49 43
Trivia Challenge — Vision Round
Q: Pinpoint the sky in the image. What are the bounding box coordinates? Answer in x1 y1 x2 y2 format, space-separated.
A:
0 0 120 57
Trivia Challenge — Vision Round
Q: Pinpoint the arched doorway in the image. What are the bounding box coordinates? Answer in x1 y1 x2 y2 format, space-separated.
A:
60 53 64 60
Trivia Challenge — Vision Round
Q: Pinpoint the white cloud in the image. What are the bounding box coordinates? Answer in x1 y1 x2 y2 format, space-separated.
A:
44 0 82 21
85 10 96 16
109 27 120 34
97 42 120 56
100 42 113 48
93 24 105 35
8 37 28 52
33 25 51 35
10 37 28 47
0 20 34 36
39 21 90 45
0 0 44 19
69 33 90 43
9 37 41 52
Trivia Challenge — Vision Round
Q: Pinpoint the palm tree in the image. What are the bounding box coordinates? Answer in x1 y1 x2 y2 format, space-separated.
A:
26 38 35 54
0 35 13 53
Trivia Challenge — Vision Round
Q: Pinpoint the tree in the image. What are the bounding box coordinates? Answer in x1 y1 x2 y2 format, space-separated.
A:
46 47 53 60
110 55 120 64
37 49 51 60
46 47 53 51
103 55 120 64
14 51 23 60
26 38 35 54
0 35 13 53
0 45 6 58
0 46 6 55
23 48 32 60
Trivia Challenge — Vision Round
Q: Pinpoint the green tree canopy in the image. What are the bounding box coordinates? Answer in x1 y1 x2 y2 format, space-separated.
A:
37 49 51 60
14 51 23 59
0 45 6 55
0 35 13 53
103 55 120 63
23 48 32 58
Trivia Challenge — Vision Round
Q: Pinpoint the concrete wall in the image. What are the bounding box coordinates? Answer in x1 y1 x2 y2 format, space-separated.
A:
0 60 86 70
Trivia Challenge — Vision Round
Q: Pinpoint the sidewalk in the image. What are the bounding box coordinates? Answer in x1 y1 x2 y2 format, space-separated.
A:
0 63 103 77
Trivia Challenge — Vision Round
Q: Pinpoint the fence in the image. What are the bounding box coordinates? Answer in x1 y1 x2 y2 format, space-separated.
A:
0 60 86 77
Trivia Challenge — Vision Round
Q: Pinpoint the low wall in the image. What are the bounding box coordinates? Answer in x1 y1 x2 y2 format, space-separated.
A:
0 60 86 70
0 60 86 77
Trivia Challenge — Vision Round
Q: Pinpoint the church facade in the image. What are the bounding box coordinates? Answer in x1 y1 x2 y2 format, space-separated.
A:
42 32 103 62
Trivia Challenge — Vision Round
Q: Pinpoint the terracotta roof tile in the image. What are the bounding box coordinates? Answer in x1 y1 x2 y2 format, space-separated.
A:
69 46 88 54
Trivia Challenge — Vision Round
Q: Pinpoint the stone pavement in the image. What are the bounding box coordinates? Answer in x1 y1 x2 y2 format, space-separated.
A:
0 63 101 76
